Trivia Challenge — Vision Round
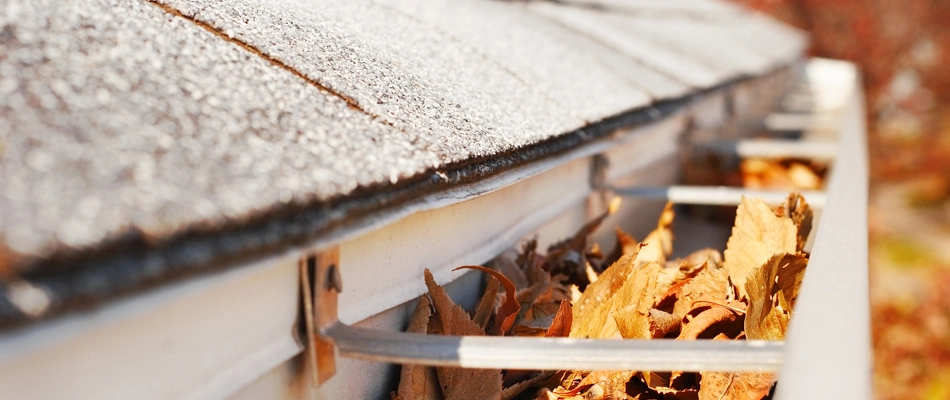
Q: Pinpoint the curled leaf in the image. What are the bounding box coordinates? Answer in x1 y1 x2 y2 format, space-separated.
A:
544 300 573 337
776 192 813 252
744 253 808 340
473 276 500 330
648 309 680 338
455 265 520 336
678 305 741 340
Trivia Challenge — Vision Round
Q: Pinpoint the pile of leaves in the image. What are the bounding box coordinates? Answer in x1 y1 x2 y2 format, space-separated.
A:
739 158 827 191
682 150 827 193
392 193 813 400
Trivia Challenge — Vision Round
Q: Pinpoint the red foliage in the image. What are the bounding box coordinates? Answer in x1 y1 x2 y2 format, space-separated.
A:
733 0 950 182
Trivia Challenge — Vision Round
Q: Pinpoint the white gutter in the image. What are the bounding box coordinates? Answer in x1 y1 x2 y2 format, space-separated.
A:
776 59 871 400
0 59 869 399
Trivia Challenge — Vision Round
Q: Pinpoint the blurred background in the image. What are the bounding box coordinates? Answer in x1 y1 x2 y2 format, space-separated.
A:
729 1 950 398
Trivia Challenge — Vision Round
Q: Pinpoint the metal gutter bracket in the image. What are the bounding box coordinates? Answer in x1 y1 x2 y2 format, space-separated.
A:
299 247 341 386
587 154 612 220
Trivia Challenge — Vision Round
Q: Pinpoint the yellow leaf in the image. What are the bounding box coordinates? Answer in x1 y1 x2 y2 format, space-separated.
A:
570 247 642 338
723 197 797 299
612 262 663 340
743 253 808 340
698 371 774 400
775 192 814 252
671 265 731 320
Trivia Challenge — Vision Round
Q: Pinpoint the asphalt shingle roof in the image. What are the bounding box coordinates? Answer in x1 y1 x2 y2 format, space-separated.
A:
0 0 805 326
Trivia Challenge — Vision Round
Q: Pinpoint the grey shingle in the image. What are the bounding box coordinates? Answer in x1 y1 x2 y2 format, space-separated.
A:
0 0 805 325
528 2 724 88
0 0 437 271
157 0 583 164
372 0 654 124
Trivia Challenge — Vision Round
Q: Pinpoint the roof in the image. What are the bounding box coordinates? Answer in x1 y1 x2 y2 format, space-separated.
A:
0 0 806 327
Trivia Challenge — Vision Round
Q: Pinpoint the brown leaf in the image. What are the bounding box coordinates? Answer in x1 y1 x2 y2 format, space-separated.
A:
776 192 813 253
473 276 500 330
518 263 572 325
643 371 672 390
544 300 573 337
648 309 680 338
423 269 502 400
744 253 808 340
543 197 620 290
656 278 692 311
612 262 664 340
672 266 731 321
558 371 636 399
723 197 797 299
491 249 528 291
697 371 774 400
425 269 485 337
455 266 521 336
501 372 555 400
397 295 443 400
510 325 548 337
677 305 741 340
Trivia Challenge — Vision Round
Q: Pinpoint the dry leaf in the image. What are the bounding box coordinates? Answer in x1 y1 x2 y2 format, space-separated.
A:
501 372 555 400
672 266 731 320
648 309 680 338
473 276 501 330
557 371 636 400
455 265 521 336
570 245 642 338
575 208 681 340
682 248 723 271
423 269 502 400
744 253 808 340
787 162 822 190
544 300 573 337
543 197 619 290
697 371 773 400
491 249 528 291
677 305 742 340
776 193 813 252
637 202 675 266
697 332 773 399
518 263 572 325
740 158 823 192
396 295 443 400
656 278 692 311
601 227 640 272
612 262 664 340
723 197 797 299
